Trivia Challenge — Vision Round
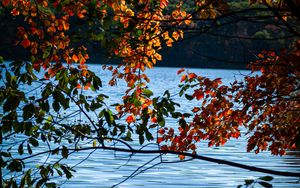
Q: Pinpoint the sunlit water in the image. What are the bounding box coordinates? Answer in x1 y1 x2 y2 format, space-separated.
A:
2 64 300 187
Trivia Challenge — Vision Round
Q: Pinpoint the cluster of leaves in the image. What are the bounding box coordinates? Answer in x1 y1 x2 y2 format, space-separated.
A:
158 40 300 157
0 57 113 187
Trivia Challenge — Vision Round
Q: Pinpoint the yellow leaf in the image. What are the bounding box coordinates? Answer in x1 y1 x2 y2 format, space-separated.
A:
92 140 97 147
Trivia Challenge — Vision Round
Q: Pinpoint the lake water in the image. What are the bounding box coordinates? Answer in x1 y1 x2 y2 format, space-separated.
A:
2 64 300 187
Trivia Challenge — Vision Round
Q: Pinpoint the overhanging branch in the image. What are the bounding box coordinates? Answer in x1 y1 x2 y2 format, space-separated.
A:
19 146 300 178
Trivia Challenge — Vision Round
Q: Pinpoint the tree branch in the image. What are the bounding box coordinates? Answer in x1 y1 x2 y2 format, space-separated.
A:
18 146 300 178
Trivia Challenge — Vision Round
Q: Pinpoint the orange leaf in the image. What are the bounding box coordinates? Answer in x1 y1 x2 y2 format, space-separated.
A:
154 53 162 61
257 53 264 58
179 154 185 160
160 0 168 8
172 31 179 40
188 73 197 79
192 107 200 113
180 74 187 82
72 54 79 62
62 20 70 30
76 83 82 89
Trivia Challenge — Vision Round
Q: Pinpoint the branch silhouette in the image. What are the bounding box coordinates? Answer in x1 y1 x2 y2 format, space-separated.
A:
18 146 300 178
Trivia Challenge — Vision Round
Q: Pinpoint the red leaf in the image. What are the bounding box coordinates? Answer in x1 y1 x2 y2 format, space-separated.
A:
21 39 31 48
126 115 135 124
151 117 157 123
158 128 165 134
177 68 185 75
157 137 163 144
2 0 10 6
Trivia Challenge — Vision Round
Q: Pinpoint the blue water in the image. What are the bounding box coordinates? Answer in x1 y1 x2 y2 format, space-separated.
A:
1 64 300 187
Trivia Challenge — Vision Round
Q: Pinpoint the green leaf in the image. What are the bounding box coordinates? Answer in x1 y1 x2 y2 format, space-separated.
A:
53 90 69 109
104 110 114 126
27 143 32 154
258 181 273 188
1 152 11 157
23 103 35 120
3 96 20 112
28 137 39 147
62 146 69 159
90 101 102 111
244 179 254 185
7 159 23 172
139 134 144 145
143 89 153 97
145 131 153 141
92 76 102 90
60 165 74 179
18 143 24 155
53 101 60 112
258 176 273 181
45 182 56 187
157 115 165 126
185 94 194 100
42 84 53 99
163 90 170 98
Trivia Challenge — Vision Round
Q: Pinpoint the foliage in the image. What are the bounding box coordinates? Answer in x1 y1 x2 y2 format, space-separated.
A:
237 175 273 188
0 0 299 187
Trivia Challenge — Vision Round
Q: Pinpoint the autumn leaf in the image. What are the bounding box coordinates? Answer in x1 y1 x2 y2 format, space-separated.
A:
172 31 179 40
160 0 169 9
21 39 31 48
157 137 163 144
180 74 187 82
126 115 135 124
2 0 10 6
76 83 82 89
151 117 157 123
84 82 91 90
11 8 19 16
188 73 197 79
177 68 185 75
158 128 165 134
192 107 200 113
72 54 79 62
